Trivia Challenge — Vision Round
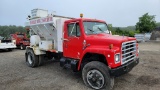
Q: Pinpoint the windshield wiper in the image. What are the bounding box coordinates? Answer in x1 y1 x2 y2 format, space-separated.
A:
97 27 105 33
97 27 109 34
87 28 94 32
87 28 97 34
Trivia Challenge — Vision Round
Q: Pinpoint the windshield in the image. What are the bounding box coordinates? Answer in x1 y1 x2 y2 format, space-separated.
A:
83 21 109 35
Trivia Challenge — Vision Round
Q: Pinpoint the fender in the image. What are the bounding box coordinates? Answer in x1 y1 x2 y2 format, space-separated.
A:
78 45 121 70
26 46 46 55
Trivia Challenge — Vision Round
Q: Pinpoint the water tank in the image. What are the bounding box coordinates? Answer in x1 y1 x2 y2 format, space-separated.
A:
30 35 41 46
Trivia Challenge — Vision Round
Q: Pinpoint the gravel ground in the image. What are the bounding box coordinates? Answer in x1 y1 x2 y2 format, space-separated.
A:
0 41 160 90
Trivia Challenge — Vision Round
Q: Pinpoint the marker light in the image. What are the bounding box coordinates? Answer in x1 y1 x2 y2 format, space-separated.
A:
80 13 83 18
109 44 113 49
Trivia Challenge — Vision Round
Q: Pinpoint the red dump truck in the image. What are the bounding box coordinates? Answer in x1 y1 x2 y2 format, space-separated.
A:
25 9 139 90
10 33 30 50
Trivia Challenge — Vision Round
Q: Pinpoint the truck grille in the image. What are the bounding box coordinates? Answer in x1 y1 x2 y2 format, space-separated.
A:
122 41 136 64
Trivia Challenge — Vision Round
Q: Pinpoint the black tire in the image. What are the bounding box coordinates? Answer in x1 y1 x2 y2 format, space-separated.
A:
26 49 39 67
38 55 44 66
20 44 25 50
82 61 113 90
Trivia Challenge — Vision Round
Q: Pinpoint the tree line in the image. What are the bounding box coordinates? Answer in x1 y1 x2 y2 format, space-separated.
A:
110 27 138 37
0 25 26 38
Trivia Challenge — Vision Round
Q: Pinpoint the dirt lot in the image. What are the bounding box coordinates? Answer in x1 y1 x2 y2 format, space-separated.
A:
0 41 160 90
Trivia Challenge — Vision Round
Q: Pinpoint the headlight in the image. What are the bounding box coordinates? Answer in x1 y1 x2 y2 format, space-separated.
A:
115 54 120 63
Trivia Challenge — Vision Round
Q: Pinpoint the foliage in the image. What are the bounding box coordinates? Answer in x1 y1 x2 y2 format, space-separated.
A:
119 26 136 31
136 13 156 33
115 28 136 37
156 22 160 27
109 26 137 37
0 25 26 38
26 31 30 38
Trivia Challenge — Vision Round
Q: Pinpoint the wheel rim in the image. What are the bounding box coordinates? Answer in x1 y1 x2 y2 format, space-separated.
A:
28 53 33 64
87 69 105 89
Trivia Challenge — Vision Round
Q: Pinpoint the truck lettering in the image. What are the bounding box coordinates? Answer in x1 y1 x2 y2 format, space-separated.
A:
30 17 53 25
30 20 36 24
37 19 41 23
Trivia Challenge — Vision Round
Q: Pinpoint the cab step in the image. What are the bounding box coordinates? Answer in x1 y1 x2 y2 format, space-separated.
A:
60 57 79 72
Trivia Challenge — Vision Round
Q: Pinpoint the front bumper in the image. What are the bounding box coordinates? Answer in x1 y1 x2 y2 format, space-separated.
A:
110 58 139 77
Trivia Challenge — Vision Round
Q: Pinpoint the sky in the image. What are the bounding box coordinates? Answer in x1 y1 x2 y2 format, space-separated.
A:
0 0 160 27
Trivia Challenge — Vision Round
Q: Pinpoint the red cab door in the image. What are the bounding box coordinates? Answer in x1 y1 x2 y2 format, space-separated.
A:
63 21 83 59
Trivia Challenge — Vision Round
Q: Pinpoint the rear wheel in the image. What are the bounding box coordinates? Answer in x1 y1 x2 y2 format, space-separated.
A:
26 49 39 67
82 61 113 90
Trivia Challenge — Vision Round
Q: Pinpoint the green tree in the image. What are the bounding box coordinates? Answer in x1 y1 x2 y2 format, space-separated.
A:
108 24 116 34
115 27 123 35
156 22 160 27
108 24 112 30
0 25 26 38
136 13 156 33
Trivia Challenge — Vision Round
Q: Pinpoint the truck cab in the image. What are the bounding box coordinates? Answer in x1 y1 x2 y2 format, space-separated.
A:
62 18 139 70
25 10 139 90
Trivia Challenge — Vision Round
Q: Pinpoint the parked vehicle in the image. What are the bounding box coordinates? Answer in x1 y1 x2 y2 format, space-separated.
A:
25 9 139 90
10 33 30 50
0 39 16 51
134 33 151 42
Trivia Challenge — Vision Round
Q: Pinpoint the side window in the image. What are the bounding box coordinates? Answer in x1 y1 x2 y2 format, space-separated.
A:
68 23 81 37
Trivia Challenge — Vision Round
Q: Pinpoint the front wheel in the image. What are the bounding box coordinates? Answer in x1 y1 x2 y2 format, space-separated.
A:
82 61 113 90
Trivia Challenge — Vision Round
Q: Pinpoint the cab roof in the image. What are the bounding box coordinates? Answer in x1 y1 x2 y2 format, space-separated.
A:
65 18 106 23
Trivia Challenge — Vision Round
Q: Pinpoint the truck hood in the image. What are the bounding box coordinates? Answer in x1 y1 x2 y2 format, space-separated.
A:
85 33 136 47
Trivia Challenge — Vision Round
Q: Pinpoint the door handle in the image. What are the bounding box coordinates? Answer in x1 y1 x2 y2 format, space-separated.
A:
61 38 69 41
